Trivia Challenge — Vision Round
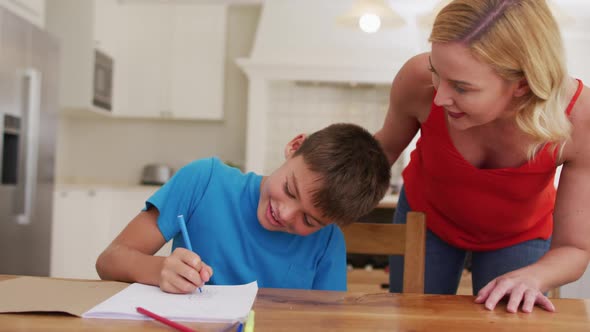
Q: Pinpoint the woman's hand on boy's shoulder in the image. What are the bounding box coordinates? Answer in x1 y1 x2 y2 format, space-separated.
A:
159 248 213 294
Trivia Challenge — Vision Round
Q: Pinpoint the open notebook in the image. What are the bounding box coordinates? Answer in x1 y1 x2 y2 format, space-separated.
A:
82 281 258 322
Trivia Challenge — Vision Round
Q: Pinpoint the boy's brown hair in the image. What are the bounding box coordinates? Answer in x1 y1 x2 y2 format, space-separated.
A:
293 123 391 225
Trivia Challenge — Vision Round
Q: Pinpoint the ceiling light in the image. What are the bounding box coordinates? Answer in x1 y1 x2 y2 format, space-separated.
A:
359 13 381 33
337 0 406 33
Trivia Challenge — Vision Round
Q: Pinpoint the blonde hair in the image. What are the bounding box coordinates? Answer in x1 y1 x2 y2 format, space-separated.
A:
430 0 571 159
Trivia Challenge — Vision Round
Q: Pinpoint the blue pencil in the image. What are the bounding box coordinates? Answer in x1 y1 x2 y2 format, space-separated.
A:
177 215 193 251
177 215 202 293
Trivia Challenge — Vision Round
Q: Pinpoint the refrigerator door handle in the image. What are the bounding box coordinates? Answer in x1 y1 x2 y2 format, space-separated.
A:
14 68 41 225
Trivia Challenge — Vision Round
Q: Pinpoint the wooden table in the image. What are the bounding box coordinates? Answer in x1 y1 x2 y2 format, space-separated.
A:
1 275 589 331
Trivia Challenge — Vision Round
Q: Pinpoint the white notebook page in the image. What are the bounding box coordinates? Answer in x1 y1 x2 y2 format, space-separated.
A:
83 281 258 322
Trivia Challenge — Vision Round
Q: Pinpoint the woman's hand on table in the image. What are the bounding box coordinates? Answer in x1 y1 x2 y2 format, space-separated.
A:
474 269 555 313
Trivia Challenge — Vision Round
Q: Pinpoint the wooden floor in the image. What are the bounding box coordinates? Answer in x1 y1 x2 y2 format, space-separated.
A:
347 268 473 294
457 269 473 295
348 268 562 298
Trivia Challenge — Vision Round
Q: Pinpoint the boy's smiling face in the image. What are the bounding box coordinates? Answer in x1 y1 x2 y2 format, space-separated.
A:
257 135 332 236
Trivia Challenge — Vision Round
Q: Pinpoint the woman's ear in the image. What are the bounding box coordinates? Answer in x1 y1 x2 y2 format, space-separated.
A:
513 78 530 97
284 134 306 159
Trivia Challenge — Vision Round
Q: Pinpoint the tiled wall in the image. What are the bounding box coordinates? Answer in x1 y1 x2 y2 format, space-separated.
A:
263 81 406 184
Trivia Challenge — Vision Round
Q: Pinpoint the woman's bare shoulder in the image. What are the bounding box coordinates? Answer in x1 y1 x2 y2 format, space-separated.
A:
564 82 590 162
390 53 435 122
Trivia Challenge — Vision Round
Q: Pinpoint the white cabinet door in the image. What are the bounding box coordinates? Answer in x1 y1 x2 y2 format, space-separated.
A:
51 186 172 280
93 0 122 56
108 188 172 257
0 0 45 28
48 1 227 119
169 4 226 120
51 188 111 280
46 0 100 114
116 3 173 119
560 267 590 299
116 2 226 120
107 190 144 245
47 0 127 117
94 0 132 118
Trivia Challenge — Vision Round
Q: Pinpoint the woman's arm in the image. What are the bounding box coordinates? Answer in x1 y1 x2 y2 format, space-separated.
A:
477 84 590 313
540 143 590 289
533 84 590 290
374 53 434 165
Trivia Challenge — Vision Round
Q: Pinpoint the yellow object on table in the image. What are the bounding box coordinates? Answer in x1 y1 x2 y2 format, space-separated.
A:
244 310 255 332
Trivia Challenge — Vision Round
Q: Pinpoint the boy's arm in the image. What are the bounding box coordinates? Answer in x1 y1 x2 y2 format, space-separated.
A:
311 227 347 291
96 207 212 293
96 208 166 285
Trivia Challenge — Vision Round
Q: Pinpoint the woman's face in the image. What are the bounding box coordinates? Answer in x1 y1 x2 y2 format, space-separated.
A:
429 42 522 130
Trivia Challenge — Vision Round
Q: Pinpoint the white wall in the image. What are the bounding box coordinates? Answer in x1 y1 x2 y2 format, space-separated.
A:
557 19 590 300
55 5 261 185
250 0 418 68
262 81 405 182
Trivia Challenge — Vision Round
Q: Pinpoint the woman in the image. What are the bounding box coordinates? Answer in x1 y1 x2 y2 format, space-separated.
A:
375 0 590 313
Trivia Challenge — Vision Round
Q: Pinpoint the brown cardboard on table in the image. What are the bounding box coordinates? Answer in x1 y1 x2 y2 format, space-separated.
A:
0 276 128 317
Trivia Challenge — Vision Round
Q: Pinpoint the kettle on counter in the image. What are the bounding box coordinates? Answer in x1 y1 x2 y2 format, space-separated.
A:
141 164 174 185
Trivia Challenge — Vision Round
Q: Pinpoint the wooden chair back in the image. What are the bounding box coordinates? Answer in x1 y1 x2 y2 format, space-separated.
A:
342 212 426 293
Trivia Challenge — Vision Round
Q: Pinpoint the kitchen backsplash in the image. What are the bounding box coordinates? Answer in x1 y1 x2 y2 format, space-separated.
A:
263 81 405 183
55 115 247 185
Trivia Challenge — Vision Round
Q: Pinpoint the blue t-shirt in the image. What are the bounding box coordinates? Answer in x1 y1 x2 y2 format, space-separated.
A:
146 157 346 291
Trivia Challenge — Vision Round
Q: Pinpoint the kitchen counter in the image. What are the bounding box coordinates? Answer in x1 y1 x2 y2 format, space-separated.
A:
56 183 399 208
377 193 398 209
55 183 161 192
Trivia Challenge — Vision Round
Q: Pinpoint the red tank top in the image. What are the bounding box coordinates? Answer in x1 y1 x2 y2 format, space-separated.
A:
402 79 584 250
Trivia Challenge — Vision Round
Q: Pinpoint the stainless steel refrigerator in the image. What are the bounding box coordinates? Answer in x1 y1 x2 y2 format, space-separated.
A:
0 7 59 276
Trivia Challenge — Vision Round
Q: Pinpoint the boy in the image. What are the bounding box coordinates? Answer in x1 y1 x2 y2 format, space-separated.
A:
96 123 390 293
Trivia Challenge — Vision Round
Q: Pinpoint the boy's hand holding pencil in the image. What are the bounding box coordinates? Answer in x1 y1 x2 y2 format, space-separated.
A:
157 215 213 294
159 247 213 294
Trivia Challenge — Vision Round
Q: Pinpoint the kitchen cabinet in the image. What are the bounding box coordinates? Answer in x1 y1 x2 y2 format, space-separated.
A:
118 2 226 120
51 188 112 279
0 0 45 28
168 4 226 120
0 5 32 118
109 188 173 258
114 2 171 119
45 0 112 116
93 0 123 58
51 186 172 280
45 0 226 120
560 267 590 299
